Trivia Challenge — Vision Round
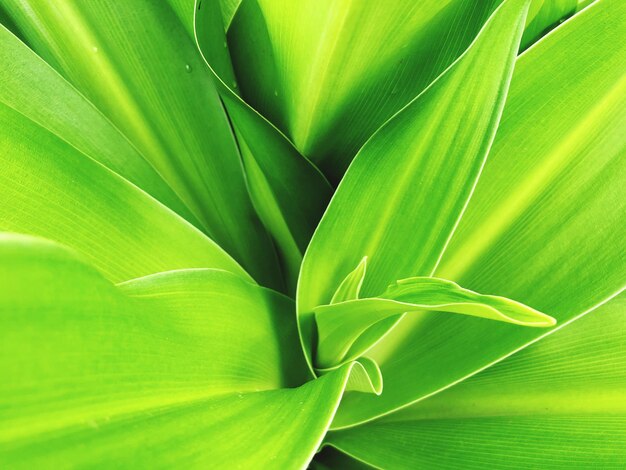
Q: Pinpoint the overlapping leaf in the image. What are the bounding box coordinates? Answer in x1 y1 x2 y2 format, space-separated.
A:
195 0 333 292
298 0 531 371
227 0 507 180
225 0 578 182
0 234 353 468
332 0 626 428
0 25 197 226
0 0 622 467
0 104 246 283
315 277 555 368
326 293 626 468
2 0 279 286
520 0 577 49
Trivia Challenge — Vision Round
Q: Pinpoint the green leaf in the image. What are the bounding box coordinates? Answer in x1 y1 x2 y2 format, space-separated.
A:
298 0 530 371
195 0 333 292
317 357 383 396
330 257 368 304
227 0 506 180
0 233 357 468
0 104 247 283
521 0 577 49
325 293 626 468
315 277 555 368
331 0 626 428
2 0 280 286
167 0 242 35
218 0 243 28
0 24 198 227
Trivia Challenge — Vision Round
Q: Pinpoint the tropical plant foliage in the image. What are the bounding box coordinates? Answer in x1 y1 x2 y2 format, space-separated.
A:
0 0 624 467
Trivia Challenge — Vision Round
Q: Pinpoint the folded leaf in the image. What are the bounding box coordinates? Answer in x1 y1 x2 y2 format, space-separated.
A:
0 24 197 227
331 257 368 304
195 0 333 291
0 104 247 283
2 0 280 286
227 0 584 180
227 0 506 180
326 293 626 468
298 0 530 371
315 277 555 368
332 0 626 428
0 234 356 468
317 357 383 396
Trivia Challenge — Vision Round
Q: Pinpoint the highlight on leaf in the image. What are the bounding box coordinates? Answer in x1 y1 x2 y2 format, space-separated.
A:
315 275 556 369
0 0 624 467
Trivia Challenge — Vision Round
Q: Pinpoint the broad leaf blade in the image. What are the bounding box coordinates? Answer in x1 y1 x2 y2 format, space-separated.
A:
0 234 351 468
332 0 626 428
227 0 504 180
2 0 280 286
0 24 198 227
326 293 626 468
0 105 247 283
1 375 348 469
0 234 300 436
298 0 530 370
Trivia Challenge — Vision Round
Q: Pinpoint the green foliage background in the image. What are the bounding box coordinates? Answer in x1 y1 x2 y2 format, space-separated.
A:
0 0 624 467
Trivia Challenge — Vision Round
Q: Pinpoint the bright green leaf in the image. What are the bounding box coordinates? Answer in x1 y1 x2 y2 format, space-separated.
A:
315 277 555 368
0 104 247 283
521 0 577 49
195 0 333 292
166 0 243 36
331 257 368 304
332 0 626 428
2 0 280 286
326 293 626 468
317 357 383 396
0 24 198 227
0 233 354 468
298 0 530 371
227 0 506 180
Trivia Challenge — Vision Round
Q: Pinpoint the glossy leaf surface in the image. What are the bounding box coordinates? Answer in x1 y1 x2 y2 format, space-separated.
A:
332 0 626 427
0 104 246 283
315 277 555 368
327 293 626 468
195 0 333 291
2 0 279 285
0 24 196 226
228 0 506 180
0 234 349 469
298 0 530 370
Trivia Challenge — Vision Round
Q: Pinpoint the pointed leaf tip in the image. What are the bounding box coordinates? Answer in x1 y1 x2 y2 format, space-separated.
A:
331 256 368 304
315 276 555 368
